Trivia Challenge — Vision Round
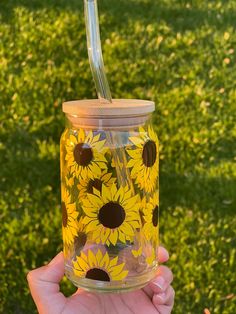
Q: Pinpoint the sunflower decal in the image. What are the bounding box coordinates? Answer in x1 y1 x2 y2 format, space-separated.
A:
132 243 157 266
64 218 87 259
142 193 159 242
146 247 156 266
65 175 74 188
132 246 142 258
81 184 141 245
61 186 80 246
73 216 89 251
65 129 108 180
60 128 70 178
73 249 129 281
77 171 116 200
127 126 159 193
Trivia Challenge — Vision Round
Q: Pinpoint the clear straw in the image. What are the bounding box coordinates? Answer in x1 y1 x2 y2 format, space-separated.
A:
84 0 134 191
84 0 112 103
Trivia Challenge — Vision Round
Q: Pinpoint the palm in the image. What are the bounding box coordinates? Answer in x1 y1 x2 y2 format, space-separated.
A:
64 288 158 314
28 248 174 314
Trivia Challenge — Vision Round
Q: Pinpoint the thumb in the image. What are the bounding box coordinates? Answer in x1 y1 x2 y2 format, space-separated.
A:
27 252 67 314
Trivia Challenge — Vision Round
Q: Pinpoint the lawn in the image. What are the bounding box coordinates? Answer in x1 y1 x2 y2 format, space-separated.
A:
0 0 236 313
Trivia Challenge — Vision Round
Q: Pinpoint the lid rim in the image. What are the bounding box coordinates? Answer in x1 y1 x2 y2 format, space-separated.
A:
62 99 155 117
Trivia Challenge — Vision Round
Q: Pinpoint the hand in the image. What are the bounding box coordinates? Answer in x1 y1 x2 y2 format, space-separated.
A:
27 246 174 314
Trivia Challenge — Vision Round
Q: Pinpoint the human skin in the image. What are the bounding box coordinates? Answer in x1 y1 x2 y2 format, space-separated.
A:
27 246 174 314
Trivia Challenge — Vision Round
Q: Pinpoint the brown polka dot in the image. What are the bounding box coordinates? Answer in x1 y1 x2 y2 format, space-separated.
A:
98 202 126 229
87 179 103 194
73 143 93 166
142 140 157 167
152 206 159 227
62 202 68 227
86 268 110 281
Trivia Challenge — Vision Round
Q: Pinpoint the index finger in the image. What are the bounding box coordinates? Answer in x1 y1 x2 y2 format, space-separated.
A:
27 252 66 314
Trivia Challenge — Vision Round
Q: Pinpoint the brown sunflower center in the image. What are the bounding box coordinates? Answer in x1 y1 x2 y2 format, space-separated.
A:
98 202 126 229
73 143 93 167
142 140 157 167
61 202 68 227
74 232 87 251
87 179 103 194
152 206 159 227
86 268 110 282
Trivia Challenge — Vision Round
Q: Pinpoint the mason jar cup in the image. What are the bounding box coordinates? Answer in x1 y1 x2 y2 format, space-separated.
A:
60 99 159 292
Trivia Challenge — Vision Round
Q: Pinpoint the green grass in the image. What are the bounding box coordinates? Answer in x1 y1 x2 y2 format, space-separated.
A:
0 0 236 313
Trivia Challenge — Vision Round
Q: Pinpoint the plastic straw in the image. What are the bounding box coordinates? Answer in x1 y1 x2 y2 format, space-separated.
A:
84 0 112 103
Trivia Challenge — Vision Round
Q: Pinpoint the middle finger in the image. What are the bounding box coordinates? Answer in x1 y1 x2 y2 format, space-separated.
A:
149 265 173 294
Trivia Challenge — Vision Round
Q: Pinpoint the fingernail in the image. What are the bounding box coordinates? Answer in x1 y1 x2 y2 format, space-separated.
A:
153 276 165 291
154 292 166 303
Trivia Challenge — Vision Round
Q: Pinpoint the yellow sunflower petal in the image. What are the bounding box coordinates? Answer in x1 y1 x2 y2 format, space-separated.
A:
110 184 117 200
126 159 136 168
78 129 85 142
110 263 126 277
118 230 126 243
86 220 100 233
102 172 113 182
67 203 76 214
109 230 118 246
98 161 108 170
94 153 107 163
96 249 103 264
87 193 102 208
77 256 89 271
69 211 79 220
129 136 144 146
82 207 97 218
127 149 141 159
91 162 102 176
73 269 84 277
86 130 94 144
101 184 111 203
132 246 142 257
88 250 97 267
92 229 100 242
113 270 129 281
93 139 106 151
108 256 118 268
82 198 93 208
91 133 101 143
100 252 109 268
93 187 101 197
123 195 139 209
101 228 110 243
69 134 77 144
120 222 135 236
80 251 88 262
139 126 146 134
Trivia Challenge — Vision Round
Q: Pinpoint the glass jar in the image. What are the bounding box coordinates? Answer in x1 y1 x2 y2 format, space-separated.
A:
60 99 159 292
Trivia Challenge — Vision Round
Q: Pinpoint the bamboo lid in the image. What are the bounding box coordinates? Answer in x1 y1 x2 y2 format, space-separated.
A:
62 99 155 117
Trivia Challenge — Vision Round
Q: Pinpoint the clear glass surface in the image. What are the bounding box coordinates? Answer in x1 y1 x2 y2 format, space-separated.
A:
60 115 159 292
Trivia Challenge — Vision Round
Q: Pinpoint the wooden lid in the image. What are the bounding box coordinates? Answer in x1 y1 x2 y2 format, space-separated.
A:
62 99 155 117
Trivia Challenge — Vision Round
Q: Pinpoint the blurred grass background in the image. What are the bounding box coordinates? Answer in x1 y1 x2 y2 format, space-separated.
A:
0 0 236 313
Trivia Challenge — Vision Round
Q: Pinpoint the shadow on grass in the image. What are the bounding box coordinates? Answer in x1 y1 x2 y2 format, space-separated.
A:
0 127 60 196
1 0 236 32
160 170 236 217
